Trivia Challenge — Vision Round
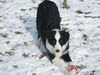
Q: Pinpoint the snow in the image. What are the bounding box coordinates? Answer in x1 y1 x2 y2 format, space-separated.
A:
0 0 100 75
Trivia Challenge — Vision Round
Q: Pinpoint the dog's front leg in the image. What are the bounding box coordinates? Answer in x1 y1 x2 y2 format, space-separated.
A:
52 56 73 75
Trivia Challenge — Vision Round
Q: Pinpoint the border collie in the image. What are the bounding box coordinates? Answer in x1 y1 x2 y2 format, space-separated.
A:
36 0 74 74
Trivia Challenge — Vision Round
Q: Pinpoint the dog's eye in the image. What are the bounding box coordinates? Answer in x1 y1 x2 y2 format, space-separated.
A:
59 38 63 45
48 39 56 46
59 39 62 43
51 39 56 44
59 37 66 46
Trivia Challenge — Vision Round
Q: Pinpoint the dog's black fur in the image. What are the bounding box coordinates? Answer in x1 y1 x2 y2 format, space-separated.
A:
36 0 72 63
36 0 60 39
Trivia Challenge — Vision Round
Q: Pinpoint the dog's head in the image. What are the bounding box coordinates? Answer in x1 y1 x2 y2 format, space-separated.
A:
46 29 70 56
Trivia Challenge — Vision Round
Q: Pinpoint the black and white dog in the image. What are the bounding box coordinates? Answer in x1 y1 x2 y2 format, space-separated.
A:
36 0 73 74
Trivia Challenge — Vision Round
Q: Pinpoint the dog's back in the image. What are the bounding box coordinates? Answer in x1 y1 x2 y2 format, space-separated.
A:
36 0 61 34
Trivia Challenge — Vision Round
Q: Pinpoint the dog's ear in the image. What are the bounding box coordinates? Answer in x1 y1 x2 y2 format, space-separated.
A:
62 28 69 32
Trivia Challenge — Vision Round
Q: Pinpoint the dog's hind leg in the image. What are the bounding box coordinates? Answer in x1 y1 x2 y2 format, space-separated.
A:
35 38 41 48
35 33 41 48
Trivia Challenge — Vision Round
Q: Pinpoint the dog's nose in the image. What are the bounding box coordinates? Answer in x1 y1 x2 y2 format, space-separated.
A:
56 49 60 52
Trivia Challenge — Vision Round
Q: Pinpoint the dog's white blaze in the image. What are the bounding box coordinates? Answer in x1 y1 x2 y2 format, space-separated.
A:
55 31 69 56
55 31 60 40
46 39 54 54
55 31 62 56
55 31 61 50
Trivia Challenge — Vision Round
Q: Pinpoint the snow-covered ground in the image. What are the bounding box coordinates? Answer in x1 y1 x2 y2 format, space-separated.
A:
0 0 100 75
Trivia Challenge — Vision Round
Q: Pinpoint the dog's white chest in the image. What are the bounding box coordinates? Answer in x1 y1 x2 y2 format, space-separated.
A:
53 57 63 67
52 56 67 70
